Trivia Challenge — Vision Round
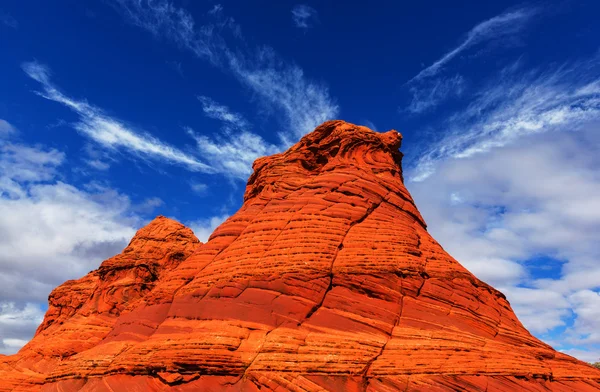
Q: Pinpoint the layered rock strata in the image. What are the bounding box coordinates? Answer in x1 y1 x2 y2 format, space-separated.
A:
1 120 599 391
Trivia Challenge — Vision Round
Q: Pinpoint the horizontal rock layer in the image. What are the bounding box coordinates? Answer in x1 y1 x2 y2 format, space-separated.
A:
1 120 599 391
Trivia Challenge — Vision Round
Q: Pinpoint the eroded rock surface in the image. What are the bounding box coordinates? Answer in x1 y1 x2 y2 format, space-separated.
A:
1 121 599 391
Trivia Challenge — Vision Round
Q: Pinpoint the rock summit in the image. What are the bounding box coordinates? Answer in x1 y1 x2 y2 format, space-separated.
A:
1 121 599 391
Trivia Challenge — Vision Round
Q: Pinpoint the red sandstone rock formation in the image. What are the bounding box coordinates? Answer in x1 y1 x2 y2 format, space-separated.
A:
1 120 599 391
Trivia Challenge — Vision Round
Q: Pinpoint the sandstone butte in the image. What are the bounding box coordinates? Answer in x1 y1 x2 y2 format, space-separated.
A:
1 120 600 392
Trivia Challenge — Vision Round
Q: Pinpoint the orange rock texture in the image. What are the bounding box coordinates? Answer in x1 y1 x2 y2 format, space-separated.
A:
1 120 599 391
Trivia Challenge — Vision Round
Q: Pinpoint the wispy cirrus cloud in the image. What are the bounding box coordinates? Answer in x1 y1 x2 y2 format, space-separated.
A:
192 95 281 179
409 7 537 83
0 11 18 29
409 55 600 182
22 61 284 180
110 0 338 138
186 125 280 180
110 0 232 64
197 95 249 130
402 7 537 114
406 74 465 114
228 46 337 138
22 61 211 173
291 4 318 30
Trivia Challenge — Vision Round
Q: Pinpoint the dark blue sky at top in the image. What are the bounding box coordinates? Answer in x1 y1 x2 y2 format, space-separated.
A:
1 1 598 215
1 0 600 359
2 0 599 224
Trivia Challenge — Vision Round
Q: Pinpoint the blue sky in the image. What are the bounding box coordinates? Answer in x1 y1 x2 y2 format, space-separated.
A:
1 0 599 362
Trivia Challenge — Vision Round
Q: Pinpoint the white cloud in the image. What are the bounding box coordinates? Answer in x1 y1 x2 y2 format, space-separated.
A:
561 348 600 364
499 286 571 334
132 196 164 214
403 7 537 114
22 61 287 181
190 95 283 179
110 0 229 64
85 159 111 171
0 303 44 355
568 290 600 345
186 126 280 180
0 139 141 299
0 145 140 301
188 214 229 243
110 0 338 138
197 95 249 130
190 181 207 195
405 46 600 363
227 47 338 138
0 119 17 137
409 123 600 360
291 5 318 30
406 74 465 114
0 137 149 354
22 61 211 173
409 7 537 82
81 143 114 171
0 141 64 199
409 57 600 181
0 134 236 354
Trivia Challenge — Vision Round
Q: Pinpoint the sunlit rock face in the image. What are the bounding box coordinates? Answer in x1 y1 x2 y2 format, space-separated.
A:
1 120 599 391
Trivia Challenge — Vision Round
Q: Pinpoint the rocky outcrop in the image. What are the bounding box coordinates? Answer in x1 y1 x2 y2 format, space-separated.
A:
1 121 599 391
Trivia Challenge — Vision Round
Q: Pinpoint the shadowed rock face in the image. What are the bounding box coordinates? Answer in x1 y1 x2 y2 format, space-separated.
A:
1 120 599 391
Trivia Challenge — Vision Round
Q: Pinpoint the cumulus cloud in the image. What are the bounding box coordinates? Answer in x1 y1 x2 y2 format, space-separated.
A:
409 123 600 360
110 0 338 137
0 141 140 299
0 137 152 353
0 303 44 355
568 290 600 345
0 141 64 199
291 5 318 30
404 28 600 359
0 132 234 354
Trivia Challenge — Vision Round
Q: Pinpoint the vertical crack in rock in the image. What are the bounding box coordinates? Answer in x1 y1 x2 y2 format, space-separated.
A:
302 194 387 323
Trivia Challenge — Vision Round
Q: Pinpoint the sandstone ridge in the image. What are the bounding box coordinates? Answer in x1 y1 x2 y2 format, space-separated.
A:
1 120 599 391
